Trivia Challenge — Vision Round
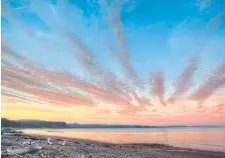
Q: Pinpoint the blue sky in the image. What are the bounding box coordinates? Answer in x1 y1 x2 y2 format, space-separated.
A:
2 0 225 124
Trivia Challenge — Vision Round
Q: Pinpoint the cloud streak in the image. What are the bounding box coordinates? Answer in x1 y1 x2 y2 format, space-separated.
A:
168 56 200 103
190 61 225 104
150 72 167 106
196 0 212 12
106 2 140 86
2 43 28 61
63 31 104 76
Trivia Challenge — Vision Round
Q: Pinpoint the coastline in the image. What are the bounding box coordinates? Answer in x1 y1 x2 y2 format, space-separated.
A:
1 129 225 158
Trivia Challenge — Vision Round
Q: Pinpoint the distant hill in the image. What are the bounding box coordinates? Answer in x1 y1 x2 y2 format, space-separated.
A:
1 118 154 129
1 118 20 127
1 118 68 128
2 118 225 129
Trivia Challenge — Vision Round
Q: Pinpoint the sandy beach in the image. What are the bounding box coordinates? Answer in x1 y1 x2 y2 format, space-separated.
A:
1 129 225 158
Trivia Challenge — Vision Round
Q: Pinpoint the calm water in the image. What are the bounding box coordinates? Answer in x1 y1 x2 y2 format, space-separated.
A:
22 128 225 152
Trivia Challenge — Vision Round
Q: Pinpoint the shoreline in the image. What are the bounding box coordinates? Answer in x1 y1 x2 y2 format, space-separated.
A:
1 129 225 158
21 133 225 152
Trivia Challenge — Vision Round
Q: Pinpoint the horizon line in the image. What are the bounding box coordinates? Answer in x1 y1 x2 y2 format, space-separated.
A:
2 118 225 127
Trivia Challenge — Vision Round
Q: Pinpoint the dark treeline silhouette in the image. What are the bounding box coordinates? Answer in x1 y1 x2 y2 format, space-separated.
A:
1 118 68 128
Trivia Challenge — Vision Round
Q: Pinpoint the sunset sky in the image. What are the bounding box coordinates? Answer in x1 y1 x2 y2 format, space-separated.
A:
1 0 225 125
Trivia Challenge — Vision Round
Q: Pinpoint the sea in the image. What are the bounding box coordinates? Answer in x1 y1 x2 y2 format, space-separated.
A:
21 127 225 152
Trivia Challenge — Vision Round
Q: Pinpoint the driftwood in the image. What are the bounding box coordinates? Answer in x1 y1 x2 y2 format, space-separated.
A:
47 137 53 145
2 145 43 157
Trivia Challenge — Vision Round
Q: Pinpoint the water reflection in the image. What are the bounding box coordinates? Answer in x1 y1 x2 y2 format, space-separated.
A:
22 128 225 152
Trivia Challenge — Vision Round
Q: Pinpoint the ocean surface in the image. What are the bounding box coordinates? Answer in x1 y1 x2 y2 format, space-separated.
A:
22 127 225 152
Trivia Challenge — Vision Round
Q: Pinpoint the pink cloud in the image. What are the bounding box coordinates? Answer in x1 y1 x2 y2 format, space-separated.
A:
168 56 200 103
2 43 27 61
215 103 225 113
149 72 167 106
190 61 225 104
2 52 141 112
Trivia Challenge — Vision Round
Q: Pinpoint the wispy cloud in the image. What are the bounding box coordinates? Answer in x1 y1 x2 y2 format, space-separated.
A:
106 1 141 86
196 0 212 12
149 72 167 106
2 90 43 105
63 31 104 76
215 103 225 113
2 42 28 61
168 56 200 103
190 61 225 104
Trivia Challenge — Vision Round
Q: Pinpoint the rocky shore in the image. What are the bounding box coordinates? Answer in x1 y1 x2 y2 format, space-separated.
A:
1 128 225 158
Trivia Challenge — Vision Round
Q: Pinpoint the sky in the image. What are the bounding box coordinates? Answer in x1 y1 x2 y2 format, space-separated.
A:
1 0 225 125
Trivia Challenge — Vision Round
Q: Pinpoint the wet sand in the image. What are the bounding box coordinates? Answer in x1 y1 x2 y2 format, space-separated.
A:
1 129 225 158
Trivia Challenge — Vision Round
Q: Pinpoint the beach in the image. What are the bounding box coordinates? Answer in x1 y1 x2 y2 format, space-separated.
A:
1 128 225 158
